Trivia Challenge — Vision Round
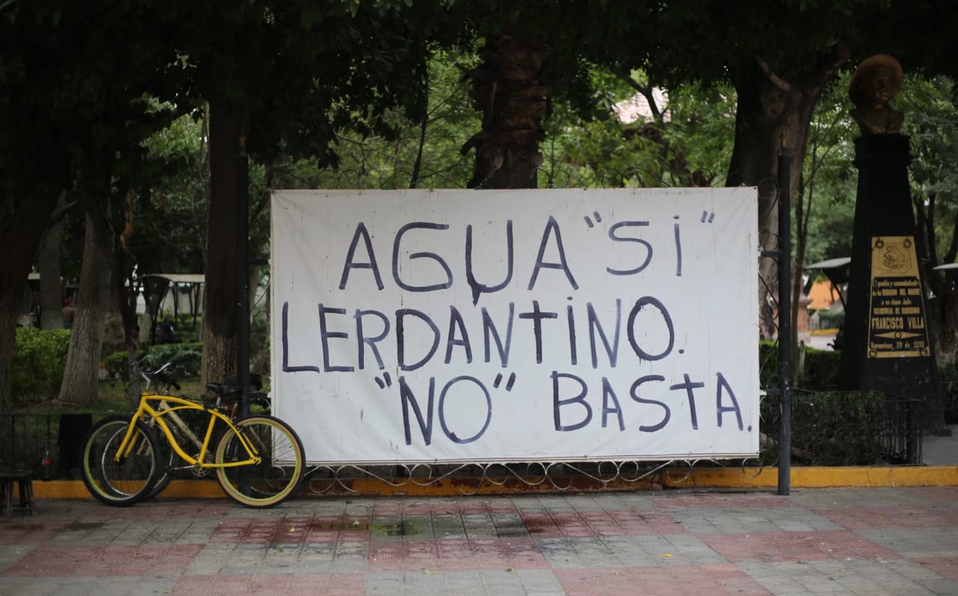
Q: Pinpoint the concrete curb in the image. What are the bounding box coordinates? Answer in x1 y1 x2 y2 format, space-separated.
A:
32 465 958 500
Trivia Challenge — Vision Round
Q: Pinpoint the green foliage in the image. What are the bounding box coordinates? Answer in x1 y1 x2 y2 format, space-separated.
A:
546 76 735 189
801 349 843 390
297 48 479 190
131 111 209 276
900 76 958 271
12 328 71 404
102 351 128 381
799 71 858 265
140 342 203 377
105 342 203 385
940 365 958 424
760 340 841 391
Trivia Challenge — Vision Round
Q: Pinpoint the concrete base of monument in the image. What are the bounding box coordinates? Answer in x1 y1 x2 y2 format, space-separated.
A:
29 464 958 500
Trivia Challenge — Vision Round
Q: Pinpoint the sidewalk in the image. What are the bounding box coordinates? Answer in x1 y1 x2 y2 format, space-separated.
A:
3 487 957 595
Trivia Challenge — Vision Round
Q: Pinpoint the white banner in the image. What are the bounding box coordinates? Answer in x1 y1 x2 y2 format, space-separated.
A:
270 188 759 464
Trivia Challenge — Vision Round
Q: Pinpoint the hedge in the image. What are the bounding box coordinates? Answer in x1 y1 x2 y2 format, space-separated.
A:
12 327 71 404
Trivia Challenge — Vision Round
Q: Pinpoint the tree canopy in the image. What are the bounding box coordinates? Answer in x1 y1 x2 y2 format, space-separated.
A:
3 0 958 408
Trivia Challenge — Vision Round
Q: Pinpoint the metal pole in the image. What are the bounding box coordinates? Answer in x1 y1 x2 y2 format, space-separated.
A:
236 140 251 418
777 149 792 496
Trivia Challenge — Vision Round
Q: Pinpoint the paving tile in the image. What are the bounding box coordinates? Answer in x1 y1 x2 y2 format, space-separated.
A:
172 573 365 596
0 575 177 596
742 559 951 596
555 564 772 595
373 496 519 516
787 487 931 509
899 486 958 505
670 506 842 534
813 503 958 530
0 545 35 574
185 541 370 575
368 538 548 572
914 557 958 583
365 569 565 596
653 491 801 510
522 510 686 538
0 544 203 577
537 534 725 569
858 527 958 559
700 530 900 563
6 488 958 596
0 521 70 545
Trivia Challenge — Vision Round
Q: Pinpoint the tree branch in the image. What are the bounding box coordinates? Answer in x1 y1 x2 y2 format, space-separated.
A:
620 72 662 122
756 56 792 93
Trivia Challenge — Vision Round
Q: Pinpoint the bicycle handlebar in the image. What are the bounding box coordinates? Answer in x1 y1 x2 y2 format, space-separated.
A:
135 352 198 393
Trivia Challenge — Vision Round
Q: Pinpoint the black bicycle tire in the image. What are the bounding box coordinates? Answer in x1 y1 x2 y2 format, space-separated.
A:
214 415 305 508
144 422 180 500
80 414 160 507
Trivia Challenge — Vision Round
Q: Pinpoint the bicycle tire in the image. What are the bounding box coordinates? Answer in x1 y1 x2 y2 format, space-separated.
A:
144 423 179 500
214 415 305 508
81 414 160 507
145 420 215 500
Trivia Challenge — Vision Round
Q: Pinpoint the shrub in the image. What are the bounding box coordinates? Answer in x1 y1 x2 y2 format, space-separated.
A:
761 389 908 465
104 342 203 384
103 351 129 381
801 349 842 390
759 340 841 391
12 328 71 404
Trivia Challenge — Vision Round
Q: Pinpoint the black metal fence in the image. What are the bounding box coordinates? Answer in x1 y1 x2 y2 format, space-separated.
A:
0 411 101 479
1 391 924 483
759 389 922 467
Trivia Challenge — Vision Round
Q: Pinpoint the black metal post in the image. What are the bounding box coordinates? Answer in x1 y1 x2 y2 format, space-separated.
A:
778 149 792 496
236 141 251 418
906 400 918 464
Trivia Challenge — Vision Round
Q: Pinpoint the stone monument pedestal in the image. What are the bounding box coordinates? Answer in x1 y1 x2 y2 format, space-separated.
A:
838 134 944 433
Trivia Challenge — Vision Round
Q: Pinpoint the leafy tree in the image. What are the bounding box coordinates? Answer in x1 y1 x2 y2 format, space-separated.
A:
552 76 734 189
898 76 958 365
0 0 179 407
147 0 451 386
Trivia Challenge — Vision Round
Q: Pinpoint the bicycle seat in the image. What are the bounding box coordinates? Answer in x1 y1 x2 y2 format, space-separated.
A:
206 383 240 401
222 373 263 391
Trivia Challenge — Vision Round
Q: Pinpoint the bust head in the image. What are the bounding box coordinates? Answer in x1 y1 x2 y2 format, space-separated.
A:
849 54 905 135
849 54 903 108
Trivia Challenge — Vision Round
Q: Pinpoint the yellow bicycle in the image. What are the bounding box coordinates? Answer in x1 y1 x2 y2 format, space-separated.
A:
81 367 305 508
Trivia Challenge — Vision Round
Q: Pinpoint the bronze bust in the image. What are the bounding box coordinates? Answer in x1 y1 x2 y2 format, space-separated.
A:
849 54 905 135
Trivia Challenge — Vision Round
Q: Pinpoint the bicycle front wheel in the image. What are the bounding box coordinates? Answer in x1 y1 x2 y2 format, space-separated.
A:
214 415 305 508
81 414 160 507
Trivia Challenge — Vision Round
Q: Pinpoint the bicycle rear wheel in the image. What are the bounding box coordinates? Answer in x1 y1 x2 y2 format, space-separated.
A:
214 415 305 508
81 414 160 507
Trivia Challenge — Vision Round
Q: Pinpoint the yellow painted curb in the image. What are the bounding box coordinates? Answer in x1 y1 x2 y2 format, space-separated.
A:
662 466 958 489
810 328 839 336
32 480 226 500
31 465 957 500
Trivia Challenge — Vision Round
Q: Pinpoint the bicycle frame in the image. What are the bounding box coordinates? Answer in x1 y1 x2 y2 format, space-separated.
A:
115 394 262 470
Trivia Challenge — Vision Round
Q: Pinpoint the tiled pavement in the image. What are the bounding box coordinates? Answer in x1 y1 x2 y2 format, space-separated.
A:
1 487 957 595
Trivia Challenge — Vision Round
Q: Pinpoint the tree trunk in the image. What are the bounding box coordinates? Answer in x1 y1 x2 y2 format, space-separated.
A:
0 191 61 412
58 208 113 404
201 99 240 387
726 57 836 341
461 32 550 189
114 189 141 376
38 192 68 330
